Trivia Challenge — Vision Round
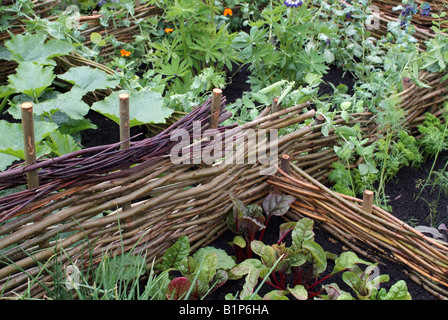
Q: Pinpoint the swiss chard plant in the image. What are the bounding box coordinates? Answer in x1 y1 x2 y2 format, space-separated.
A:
226 218 412 300
157 235 235 300
320 264 412 300
226 192 295 261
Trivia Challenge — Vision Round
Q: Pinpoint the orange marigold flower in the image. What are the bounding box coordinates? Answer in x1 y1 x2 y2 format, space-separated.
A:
120 49 131 57
164 28 174 33
223 8 233 16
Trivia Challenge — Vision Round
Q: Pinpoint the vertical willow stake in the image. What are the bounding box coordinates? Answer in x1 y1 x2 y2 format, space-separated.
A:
281 154 291 175
119 93 131 151
272 97 280 114
209 88 222 129
362 190 374 214
119 93 132 213
21 102 39 189
22 102 48 248
402 77 411 90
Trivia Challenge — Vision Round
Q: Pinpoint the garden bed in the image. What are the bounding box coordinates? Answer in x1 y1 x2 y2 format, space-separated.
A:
0 0 448 301
77 64 446 300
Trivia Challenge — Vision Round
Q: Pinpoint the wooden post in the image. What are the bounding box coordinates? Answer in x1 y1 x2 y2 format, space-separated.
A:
281 154 291 175
21 102 39 189
362 190 374 214
209 88 222 129
22 102 49 248
119 93 130 151
271 97 280 114
314 114 325 125
402 77 411 90
119 93 131 213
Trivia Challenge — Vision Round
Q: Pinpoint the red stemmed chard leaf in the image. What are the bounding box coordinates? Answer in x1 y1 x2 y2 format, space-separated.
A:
263 192 296 219
166 277 192 300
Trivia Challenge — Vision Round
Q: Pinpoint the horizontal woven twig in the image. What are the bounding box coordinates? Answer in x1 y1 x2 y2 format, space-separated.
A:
0 70 447 298
0 99 316 298
268 165 448 299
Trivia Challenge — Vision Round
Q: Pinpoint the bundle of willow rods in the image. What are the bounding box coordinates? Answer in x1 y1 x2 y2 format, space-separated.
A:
0 97 317 298
268 165 448 299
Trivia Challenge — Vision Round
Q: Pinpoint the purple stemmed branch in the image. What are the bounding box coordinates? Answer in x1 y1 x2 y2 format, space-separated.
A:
0 95 233 222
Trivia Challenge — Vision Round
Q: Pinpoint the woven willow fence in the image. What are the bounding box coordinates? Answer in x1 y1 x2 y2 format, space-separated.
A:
0 68 447 298
269 167 448 299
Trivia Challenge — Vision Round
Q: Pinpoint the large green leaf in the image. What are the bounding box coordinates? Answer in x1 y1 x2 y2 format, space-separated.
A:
332 251 371 274
250 240 276 268
195 252 218 284
160 235 190 271
0 154 20 171
288 285 308 300
33 87 90 120
58 66 120 94
378 280 412 300
5 33 73 66
302 240 327 277
0 120 57 159
43 131 81 156
8 62 55 99
291 218 315 250
193 247 235 271
92 89 174 126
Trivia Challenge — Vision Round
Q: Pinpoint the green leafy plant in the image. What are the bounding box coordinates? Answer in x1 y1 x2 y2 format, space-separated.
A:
226 192 295 261
226 218 412 300
145 0 240 93
330 123 378 197
415 110 448 201
231 0 335 91
157 235 235 300
0 30 180 171
320 268 412 300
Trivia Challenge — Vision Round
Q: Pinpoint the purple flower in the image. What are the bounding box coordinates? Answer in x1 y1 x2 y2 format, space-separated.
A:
98 0 119 6
420 2 431 16
283 0 302 7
